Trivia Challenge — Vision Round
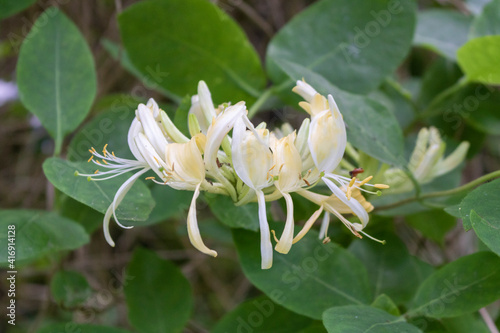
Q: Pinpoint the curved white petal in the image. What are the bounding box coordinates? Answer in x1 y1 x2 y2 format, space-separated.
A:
103 168 149 247
275 192 295 254
257 190 273 269
137 104 169 156
127 118 145 162
187 183 217 257
319 212 330 239
323 177 369 227
204 102 246 174
112 168 149 229
146 98 160 118
134 133 168 180
292 80 318 103
308 103 346 173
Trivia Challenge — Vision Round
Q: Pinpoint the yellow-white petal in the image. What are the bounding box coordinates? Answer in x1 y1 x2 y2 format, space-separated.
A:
257 190 273 269
187 183 217 257
274 192 295 254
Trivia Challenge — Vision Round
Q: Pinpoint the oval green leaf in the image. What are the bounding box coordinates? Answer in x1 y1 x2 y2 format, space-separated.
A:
43 157 154 222
409 251 500 318
233 224 372 319
323 305 422 333
124 248 193 333
267 0 416 94
457 35 500 85
118 0 266 104
207 194 259 231
17 8 97 154
0 210 89 266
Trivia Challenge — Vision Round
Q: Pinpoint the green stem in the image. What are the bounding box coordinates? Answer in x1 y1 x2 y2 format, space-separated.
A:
248 87 274 118
375 170 500 211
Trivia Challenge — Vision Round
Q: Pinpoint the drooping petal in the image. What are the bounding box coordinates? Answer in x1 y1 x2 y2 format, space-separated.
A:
323 178 369 227
292 205 324 244
187 183 217 257
275 192 295 254
432 141 469 177
103 168 149 247
319 212 330 240
257 190 273 269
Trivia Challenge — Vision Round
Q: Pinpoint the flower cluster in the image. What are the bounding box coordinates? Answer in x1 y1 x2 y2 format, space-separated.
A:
77 80 389 269
343 127 469 195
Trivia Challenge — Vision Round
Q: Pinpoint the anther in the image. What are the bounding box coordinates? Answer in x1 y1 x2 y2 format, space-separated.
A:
303 179 311 186
346 186 352 200
359 175 373 186
374 184 390 189
94 170 99 174
145 177 155 180
348 177 356 188
102 160 108 165
270 230 279 243
87 156 94 162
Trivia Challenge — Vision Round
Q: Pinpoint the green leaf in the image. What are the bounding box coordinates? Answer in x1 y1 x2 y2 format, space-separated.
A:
371 294 400 316
277 61 405 167
50 270 93 307
349 233 428 305
470 0 500 37
0 0 36 19
207 194 259 231
233 224 372 319
457 36 500 84
118 0 265 104
322 305 422 333
460 178 500 255
0 210 89 266
37 323 132 333
405 210 456 244
409 251 500 318
17 8 97 154
267 0 416 94
414 9 472 60
43 157 154 222
212 296 314 333
124 248 192 333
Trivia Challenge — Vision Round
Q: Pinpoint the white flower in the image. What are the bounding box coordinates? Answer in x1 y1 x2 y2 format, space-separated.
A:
231 117 274 269
189 81 217 134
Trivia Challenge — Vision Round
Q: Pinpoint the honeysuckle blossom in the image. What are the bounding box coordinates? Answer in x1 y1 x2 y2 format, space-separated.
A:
77 80 390 269
343 126 470 194
293 80 389 240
